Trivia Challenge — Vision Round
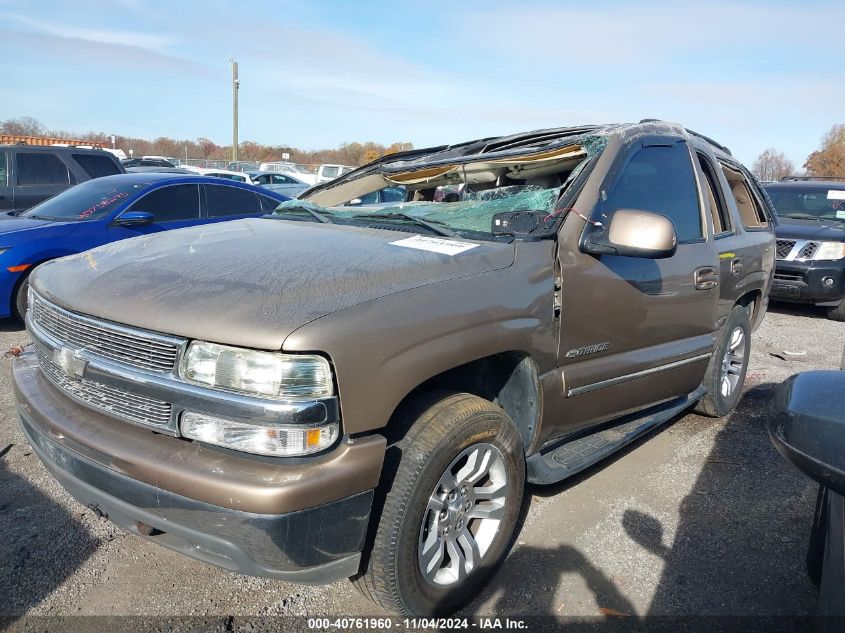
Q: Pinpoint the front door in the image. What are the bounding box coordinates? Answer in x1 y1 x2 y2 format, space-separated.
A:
108 183 202 241
554 136 719 437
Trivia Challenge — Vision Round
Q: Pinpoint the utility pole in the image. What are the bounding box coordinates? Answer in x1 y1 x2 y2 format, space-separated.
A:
230 58 239 162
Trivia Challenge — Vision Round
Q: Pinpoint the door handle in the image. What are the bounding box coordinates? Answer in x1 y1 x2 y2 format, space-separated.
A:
694 266 719 290
730 258 743 276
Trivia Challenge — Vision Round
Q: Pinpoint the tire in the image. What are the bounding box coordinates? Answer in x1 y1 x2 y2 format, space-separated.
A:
352 392 525 616
827 299 845 322
693 304 752 418
13 271 31 322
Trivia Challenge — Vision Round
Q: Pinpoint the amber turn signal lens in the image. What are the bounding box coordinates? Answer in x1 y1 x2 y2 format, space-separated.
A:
7 264 31 273
306 428 322 448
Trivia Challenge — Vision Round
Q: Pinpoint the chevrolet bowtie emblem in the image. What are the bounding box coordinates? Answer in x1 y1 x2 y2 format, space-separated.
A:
53 347 87 381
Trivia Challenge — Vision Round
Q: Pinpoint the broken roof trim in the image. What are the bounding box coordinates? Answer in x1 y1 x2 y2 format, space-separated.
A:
302 121 733 201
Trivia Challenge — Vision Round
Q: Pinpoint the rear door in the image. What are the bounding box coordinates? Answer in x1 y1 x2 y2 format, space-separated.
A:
13 151 77 211
0 151 11 212
555 136 720 434
715 162 775 324
108 183 202 240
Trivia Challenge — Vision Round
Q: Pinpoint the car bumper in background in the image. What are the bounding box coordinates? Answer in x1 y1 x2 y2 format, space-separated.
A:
771 260 845 306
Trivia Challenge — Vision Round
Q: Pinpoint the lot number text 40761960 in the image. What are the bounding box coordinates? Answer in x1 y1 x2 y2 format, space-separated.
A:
307 618 528 630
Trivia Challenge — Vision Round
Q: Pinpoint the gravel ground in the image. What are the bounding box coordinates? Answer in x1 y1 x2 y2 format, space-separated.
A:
0 302 842 622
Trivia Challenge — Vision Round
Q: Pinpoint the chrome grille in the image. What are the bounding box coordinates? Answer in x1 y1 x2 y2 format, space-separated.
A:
775 239 795 259
798 241 820 259
30 293 182 372
36 348 172 427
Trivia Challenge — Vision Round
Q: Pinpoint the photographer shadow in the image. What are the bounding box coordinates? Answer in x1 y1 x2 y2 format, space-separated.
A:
0 443 100 623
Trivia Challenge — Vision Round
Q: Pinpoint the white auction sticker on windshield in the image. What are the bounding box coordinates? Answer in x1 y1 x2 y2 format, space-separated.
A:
827 190 845 200
390 235 479 256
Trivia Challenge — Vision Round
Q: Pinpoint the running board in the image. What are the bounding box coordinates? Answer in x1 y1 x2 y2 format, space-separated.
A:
526 387 706 485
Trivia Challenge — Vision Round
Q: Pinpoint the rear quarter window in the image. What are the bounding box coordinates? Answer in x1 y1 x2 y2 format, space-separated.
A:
73 153 121 178
721 164 769 229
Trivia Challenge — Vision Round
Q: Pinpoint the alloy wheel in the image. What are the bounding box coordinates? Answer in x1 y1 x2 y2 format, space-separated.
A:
417 443 508 586
719 326 746 398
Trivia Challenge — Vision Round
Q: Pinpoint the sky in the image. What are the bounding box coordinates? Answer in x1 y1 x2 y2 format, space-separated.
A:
1 0 842 167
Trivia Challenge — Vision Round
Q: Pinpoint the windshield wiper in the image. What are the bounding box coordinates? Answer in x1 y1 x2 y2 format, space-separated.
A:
353 212 460 238
783 214 829 222
272 205 333 223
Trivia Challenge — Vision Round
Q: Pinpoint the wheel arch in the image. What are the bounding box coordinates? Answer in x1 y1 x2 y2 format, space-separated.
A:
736 289 764 329
383 351 541 453
9 250 78 316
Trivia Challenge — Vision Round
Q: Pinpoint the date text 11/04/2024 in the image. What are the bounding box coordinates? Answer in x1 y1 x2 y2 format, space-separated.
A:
307 618 529 630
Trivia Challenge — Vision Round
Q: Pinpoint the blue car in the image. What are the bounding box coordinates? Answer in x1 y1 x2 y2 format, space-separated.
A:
0 173 289 319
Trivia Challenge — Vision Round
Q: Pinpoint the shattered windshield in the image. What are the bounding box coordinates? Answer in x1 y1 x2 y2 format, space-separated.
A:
271 134 605 240
271 185 560 240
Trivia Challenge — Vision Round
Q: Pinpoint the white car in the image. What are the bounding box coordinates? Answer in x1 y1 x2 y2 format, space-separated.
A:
181 166 255 184
258 162 317 186
316 164 354 183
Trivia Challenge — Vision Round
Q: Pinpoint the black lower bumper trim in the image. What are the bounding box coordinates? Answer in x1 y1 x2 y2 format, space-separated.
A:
19 407 370 584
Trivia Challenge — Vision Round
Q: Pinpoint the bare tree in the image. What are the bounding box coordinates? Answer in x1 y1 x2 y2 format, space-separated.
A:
0 115 413 167
1 116 46 136
804 124 845 178
752 148 795 181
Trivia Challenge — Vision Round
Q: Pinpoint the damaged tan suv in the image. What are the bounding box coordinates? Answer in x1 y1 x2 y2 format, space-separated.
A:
14 120 775 615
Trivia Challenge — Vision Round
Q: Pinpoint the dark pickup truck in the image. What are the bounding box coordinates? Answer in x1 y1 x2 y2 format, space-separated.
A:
14 120 775 615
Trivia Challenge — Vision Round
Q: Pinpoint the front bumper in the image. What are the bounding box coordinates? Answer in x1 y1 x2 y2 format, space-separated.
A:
771 259 845 306
13 353 386 583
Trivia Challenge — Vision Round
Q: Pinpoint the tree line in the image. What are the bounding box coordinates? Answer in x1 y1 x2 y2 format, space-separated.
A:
752 124 844 181
0 116 413 167
3 116 843 178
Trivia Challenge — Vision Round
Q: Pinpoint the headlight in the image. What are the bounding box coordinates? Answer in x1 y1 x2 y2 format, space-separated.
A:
181 412 338 456
813 241 845 261
181 341 334 399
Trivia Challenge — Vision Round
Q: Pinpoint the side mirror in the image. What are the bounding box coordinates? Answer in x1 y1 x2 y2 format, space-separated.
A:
348 198 363 206
769 371 845 496
582 209 677 259
113 211 153 227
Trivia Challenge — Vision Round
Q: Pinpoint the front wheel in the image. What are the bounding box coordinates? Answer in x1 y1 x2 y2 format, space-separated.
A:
353 392 525 616
13 271 31 322
827 299 845 322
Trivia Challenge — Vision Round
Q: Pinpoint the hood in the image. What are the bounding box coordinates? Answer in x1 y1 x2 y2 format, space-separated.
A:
32 218 515 350
775 217 845 242
0 214 67 235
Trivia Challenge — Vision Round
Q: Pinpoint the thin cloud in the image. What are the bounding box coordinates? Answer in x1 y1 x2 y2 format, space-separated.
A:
0 29 212 76
460 2 845 69
1 11 174 50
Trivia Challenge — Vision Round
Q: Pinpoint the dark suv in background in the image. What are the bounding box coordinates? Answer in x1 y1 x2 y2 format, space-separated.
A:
0 144 124 213
764 177 845 320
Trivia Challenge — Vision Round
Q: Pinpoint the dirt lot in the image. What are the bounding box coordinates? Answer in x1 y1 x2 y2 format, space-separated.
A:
0 303 842 622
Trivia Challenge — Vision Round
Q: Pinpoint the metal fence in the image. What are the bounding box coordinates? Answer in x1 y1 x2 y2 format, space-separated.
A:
172 159 317 174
